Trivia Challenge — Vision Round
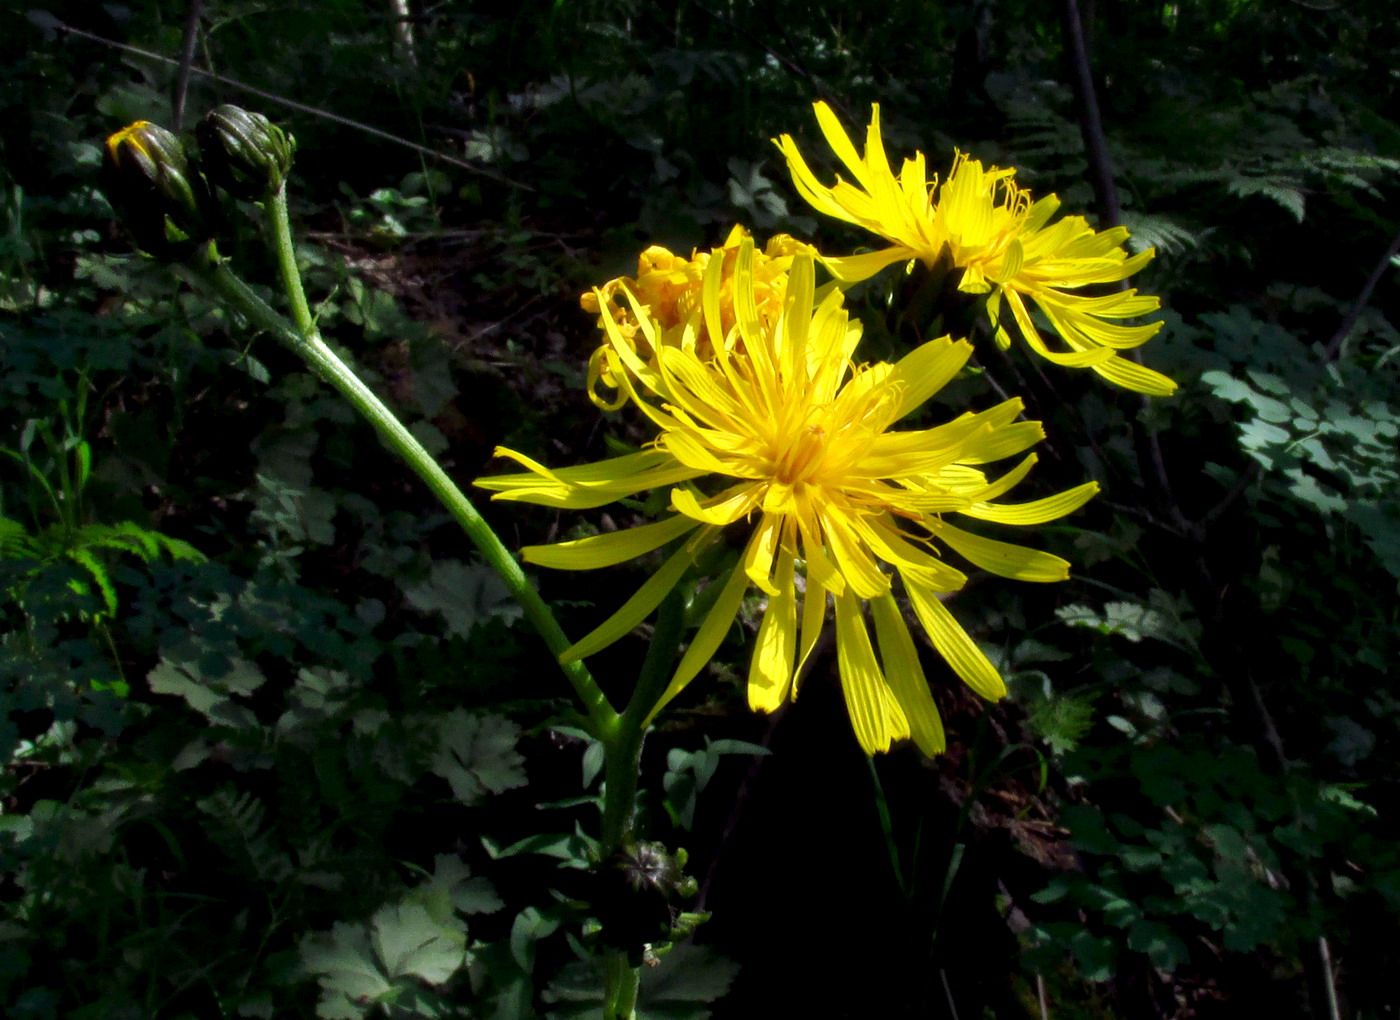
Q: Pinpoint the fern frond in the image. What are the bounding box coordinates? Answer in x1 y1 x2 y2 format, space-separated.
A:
67 546 118 619
76 522 206 564
1225 173 1306 223
0 517 40 559
1119 212 1206 255
197 788 293 882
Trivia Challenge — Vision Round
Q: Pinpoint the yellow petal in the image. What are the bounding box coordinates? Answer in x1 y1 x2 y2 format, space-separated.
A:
749 546 797 712
477 447 705 508
903 583 1006 701
796 573 828 688
671 484 762 526
560 534 708 664
956 421 1046 465
935 520 1071 582
1091 353 1179 396
743 513 783 596
523 513 702 570
834 589 909 754
887 336 972 421
870 591 946 757
824 508 892 599
962 480 1100 526
820 247 918 283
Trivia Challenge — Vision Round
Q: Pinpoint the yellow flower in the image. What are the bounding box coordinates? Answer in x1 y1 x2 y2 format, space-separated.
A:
775 102 1177 396
580 225 819 408
478 241 1098 756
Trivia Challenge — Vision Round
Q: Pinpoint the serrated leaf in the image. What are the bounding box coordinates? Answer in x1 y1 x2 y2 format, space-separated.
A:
1029 694 1096 755
402 558 523 638
429 710 526 806
147 655 265 727
371 901 466 984
301 921 391 1002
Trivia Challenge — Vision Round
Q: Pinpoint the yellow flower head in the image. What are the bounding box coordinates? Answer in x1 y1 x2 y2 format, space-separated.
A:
581 225 818 408
775 102 1177 396
479 240 1098 756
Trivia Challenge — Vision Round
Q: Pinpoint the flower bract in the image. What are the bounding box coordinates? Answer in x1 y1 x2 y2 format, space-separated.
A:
478 240 1098 756
775 102 1177 396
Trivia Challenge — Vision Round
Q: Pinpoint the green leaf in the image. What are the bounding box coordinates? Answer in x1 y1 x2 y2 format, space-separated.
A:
1061 805 1118 856
1127 919 1190 971
370 901 467 984
429 711 527 806
543 943 740 1019
508 905 559 974
1226 173 1305 222
484 827 597 866
301 921 391 1018
1069 930 1116 983
1028 693 1096 755
148 655 266 728
402 558 523 638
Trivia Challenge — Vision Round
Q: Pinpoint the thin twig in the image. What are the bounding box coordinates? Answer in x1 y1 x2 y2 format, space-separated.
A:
172 0 205 130
54 20 530 190
1318 936 1342 1020
1323 223 1400 361
1194 460 1261 534
941 969 962 1020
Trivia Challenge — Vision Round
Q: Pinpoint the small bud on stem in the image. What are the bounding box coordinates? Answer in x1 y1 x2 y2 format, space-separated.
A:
102 120 213 257
197 105 296 200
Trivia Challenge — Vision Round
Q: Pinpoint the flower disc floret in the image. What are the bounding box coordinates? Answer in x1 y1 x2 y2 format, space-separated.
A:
478 241 1098 756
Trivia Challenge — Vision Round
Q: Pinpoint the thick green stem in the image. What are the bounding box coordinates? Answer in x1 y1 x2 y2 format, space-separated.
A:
597 588 687 1019
603 955 641 1020
600 587 687 852
191 246 616 731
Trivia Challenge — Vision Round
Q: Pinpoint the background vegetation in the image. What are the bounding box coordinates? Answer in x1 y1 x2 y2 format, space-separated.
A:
2 0 1398 1016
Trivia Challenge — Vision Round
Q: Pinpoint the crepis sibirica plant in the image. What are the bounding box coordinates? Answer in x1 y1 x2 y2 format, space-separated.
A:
102 100 1171 1017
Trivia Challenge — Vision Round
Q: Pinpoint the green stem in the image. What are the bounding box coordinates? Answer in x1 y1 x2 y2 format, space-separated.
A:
600 587 687 851
597 587 686 1019
205 197 697 1018
190 245 616 731
265 185 315 336
604 955 641 1020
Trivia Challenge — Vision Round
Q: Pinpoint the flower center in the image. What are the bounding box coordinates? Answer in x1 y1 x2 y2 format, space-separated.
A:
770 421 829 486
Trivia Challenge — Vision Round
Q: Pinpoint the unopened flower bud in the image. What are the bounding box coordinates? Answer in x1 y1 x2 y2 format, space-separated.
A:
197 104 296 199
102 120 211 256
593 841 697 953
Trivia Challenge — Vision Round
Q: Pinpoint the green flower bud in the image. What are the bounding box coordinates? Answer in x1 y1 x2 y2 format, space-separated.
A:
197 104 296 200
102 120 212 257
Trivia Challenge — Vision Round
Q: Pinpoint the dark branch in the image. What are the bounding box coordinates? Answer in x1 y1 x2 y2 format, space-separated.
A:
1324 223 1400 361
1059 0 1120 228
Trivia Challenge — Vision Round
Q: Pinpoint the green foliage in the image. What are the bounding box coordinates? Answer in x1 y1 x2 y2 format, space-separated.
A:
2 0 1400 1015
299 855 490 1019
542 943 740 1019
661 738 769 831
